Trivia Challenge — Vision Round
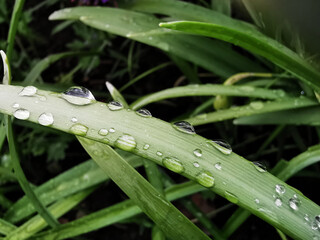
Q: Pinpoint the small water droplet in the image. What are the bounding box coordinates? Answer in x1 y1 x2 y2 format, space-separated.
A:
193 162 200 168
275 184 286 195
255 198 260 204
209 140 232 155
162 157 184 173
214 162 222 170
172 121 196 134
105 24 110 28
304 214 310 222
62 86 95 105
253 161 267 172
136 108 152 117
289 197 301 211
12 103 20 108
19 86 37 96
275 197 282 207
71 117 78 123
196 171 215 188
315 215 320 228
225 191 239 204
13 109 30 120
143 144 150 150
115 134 136 151
311 221 319 230
107 101 123 111
98 128 108 136
193 149 202 157
109 128 115 133
38 113 54 126
250 101 264 110
156 151 163 156
70 124 88 136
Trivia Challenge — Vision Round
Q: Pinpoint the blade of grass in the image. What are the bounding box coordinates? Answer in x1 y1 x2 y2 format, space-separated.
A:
0 85 319 239
0 219 17 235
130 84 287 110
159 21 320 92
106 81 129 108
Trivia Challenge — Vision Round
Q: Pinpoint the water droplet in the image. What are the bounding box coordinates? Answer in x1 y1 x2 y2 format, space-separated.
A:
250 101 264 110
214 162 222 170
162 157 184 173
315 215 320 228
115 134 136 151
193 162 200 168
275 184 286 195
289 197 301 211
253 161 267 172
304 214 310 222
12 103 20 108
71 117 78 123
311 221 319 230
156 151 163 156
143 144 150 150
209 140 232 155
136 108 152 118
107 101 123 111
19 86 37 96
38 113 54 126
225 191 239 204
255 198 260 204
172 121 195 134
70 124 88 136
13 109 30 120
98 128 108 136
275 197 282 207
196 171 215 188
193 149 202 157
105 24 110 28
62 86 95 105
109 128 115 133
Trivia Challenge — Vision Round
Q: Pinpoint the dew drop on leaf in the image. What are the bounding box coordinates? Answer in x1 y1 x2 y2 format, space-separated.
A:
253 161 267 173
98 128 109 136
109 128 115 133
136 108 152 117
19 86 37 96
193 149 202 157
156 151 163 156
214 162 222 170
162 157 184 173
71 117 78 123
38 113 54 126
275 184 286 195
143 144 150 150
70 124 88 136
193 162 200 168
209 140 232 155
288 197 301 211
14 109 30 120
275 197 282 207
196 171 215 188
225 191 239 204
62 86 95 105
12 103 20 108
115 134 136 151
172 121 196 134
107 101 123 111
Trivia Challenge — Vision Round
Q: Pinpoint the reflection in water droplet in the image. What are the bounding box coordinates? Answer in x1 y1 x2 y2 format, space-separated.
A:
143 144 150 150
275 184 286 195
38 113 54 126
193 162 200 168
12 103 20 108
162 157 184 173
14 109 30 120
193 149 202 157
109 128 115 133
311 221 319 230
214 162 222 170
225 191 239 204
107 101 123 111
172 121 196 134
275 198 282 207
196 171 215 188
156 151 163 156
98 128 108 136
253 161 267 172
136 108 152 117
289 197 301 211
62 86 95 105
71 117 78 123
115 134 136 151
70 124 88 136
250 101 264 110
304 214 310 222
19 86 37 96
315 215 320 228
209 140 232 155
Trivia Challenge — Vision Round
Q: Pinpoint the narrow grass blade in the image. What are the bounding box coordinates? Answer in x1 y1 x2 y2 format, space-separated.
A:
33 181 206 240
0 219 17 235
78 137 211 240
106 81 129 108
185 97 318 126
0 85 319 239
130 84 287 110
234 106 320 126
159 21 320 91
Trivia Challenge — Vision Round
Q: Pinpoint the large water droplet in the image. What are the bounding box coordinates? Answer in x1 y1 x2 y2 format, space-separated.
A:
172 121 195 134
115 134 136 151
289 197 301 211
136 108 152 117
98 128 108 136
70 124 88 136
19 86 37 96
107 101 123 111
209 140 232 155
143 144 150 150
225 191 239 204
14 109 30 120
38 113 54 126
62 86 95 105
162 157 184 173
250 101 264 110
196 171 215 188
275 197 282 207
214 162 222 170
275 184 286 195
253 161 267 172
193 149 202 157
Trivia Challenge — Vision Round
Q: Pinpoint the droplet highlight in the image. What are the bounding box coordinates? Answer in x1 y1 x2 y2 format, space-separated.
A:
209 140 232 155
193 162 200 168
70 124 88 136
193 149 202 157
136 108 152 118
143 144 150 150
275 184 286 195
107 101 123 111
225 191 239 204
162 157 184 173
289 197 301 211
19 86 37 96
12 103 20 108
274 197 282 207
115 134 136 151
172 121 196 134
214 162 222 170
38 113 54 126
14 109 30 120
98 128 108 136
196 171 215 188
62 86 95 105
253 161 267 173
